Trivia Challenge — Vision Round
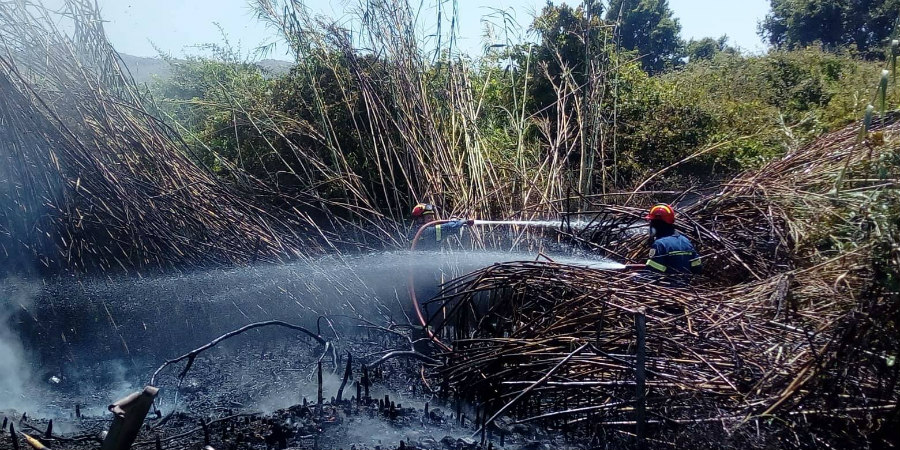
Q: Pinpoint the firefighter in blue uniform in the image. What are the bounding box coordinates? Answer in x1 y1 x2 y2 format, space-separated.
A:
408 203 471 249
643 204 702 279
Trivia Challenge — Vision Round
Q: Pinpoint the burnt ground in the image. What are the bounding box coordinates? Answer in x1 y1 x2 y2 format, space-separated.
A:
1 332 570 450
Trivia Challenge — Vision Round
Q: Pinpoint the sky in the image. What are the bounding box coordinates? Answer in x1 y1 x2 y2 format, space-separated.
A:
95 0 771 60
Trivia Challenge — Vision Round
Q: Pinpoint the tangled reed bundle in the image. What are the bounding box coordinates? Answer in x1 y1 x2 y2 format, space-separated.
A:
429 259 893 444
433 258 867 403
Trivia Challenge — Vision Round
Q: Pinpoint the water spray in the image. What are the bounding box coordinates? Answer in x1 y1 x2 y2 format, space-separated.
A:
407 218 639 350
471 219 559 227
471 219 594 229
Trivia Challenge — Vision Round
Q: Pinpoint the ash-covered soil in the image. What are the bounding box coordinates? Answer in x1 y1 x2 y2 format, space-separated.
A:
1 333 571 450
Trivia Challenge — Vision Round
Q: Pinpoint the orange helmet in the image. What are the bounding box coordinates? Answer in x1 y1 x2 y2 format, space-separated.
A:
645 204 675 225
411 203 436 218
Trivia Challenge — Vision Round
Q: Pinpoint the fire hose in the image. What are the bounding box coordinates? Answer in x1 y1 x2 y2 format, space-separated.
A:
407 219 461 352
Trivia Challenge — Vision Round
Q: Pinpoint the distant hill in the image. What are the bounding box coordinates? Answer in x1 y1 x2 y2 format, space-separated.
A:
258 59 294 75
117 53 293 84
118 54 172 83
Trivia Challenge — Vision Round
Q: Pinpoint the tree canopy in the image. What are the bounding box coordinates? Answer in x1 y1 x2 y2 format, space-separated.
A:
760 0 900 57
685 36 736 61
605 0 683 73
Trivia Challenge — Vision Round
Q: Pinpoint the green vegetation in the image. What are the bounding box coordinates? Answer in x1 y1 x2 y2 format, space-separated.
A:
761 0 900 57
619 48 888 181
151 2 892 204
606 0 683 73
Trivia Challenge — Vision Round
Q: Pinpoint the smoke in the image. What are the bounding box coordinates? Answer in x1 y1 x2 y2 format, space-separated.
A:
0 276 39 412
341 414 477 449
253 372 345 414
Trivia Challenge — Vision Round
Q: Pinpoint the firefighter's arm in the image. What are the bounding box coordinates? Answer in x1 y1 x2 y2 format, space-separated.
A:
440 219 472 234
645 242 668 273
432 220 462 242
690 250 703 275
423 219 475 243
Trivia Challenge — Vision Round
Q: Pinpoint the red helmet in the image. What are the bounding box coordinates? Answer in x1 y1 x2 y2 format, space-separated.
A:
645 204 675 225
411 203 436 218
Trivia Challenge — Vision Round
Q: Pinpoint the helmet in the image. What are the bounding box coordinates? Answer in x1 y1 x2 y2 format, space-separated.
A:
411 203 436 218
645 204 675 225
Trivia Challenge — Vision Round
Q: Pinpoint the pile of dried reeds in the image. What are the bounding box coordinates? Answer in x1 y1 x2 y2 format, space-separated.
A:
430 263 894 445
431 261 881 410
431 114 900 445
0 1 332 273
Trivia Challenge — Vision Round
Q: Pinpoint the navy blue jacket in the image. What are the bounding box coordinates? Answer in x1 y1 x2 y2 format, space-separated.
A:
646 232 702 275
409 220 466 250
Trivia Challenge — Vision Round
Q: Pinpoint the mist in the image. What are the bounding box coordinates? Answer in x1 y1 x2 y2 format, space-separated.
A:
4 249 619 417
0 276 39 413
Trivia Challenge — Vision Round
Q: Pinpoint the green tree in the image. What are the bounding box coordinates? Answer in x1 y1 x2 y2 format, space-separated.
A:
606 0 683 74
524 2 614 130
685 36 735 62
525 1 635 192
760 0 900 57
529 2 606 85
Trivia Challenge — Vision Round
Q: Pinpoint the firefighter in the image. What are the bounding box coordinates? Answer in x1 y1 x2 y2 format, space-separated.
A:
644 204 702 276
409 203 472 250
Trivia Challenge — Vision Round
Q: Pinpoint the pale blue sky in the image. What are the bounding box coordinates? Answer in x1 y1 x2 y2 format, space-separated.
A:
97 0 770 59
